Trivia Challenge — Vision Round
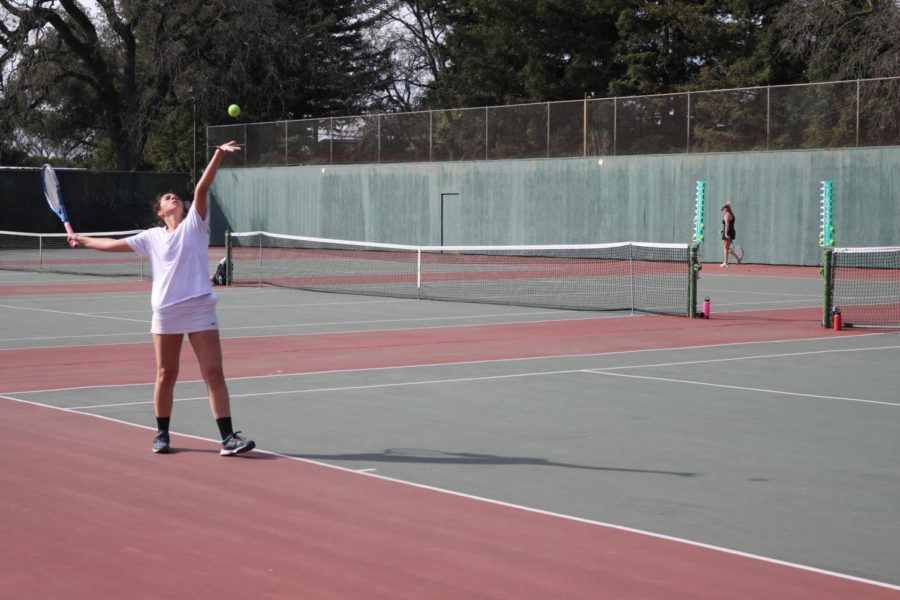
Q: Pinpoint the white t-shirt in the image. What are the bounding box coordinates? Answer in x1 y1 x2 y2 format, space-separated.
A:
126 203 213 311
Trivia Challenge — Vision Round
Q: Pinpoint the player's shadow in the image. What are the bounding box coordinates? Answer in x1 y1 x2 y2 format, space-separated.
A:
163 446 277 460
291 448 696 477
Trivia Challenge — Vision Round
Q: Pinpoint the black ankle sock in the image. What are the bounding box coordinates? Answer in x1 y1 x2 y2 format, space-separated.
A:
216 417 234 439
156 416 170 432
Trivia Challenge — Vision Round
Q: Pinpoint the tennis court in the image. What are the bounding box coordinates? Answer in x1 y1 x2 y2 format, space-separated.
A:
1 263 898 599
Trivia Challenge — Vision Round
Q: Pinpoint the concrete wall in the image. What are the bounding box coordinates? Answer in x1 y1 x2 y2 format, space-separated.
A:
209 146 899 265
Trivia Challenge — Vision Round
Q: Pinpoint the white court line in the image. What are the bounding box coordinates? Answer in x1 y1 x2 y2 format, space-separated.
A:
0 331 150 344
584 371 899 407
0 302 150 323
1 392 897 593
712 300 819 307
588 343 900 372
62 343 900 411
0 297 413 313
208 311 607 334
3 331 894 395
701 288 820 298
0 290 149 300
0 310 576 342
68 369 585 409
0 313 627 348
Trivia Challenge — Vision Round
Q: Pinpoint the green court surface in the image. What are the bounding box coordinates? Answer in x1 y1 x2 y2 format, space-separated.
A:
1 265 898 589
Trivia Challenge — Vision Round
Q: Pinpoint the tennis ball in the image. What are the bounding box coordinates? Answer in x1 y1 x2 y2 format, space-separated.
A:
228 104 241 117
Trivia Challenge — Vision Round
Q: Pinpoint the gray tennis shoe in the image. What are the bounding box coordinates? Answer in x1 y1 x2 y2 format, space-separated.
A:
220 431 255 456
152 431 171 454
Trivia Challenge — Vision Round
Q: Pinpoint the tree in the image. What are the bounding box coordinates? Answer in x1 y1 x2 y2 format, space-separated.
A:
774 0 900 147
423 0 810 108
774 0 900 81
367 0 451 112
425 0 624 108
0 0 390 171
611 0 806 96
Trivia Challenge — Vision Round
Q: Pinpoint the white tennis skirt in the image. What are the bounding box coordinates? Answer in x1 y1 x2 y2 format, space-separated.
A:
151 293 220 335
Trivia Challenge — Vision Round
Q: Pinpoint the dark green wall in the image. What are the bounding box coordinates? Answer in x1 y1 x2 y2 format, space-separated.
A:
1 169 190 233
209 147 899 265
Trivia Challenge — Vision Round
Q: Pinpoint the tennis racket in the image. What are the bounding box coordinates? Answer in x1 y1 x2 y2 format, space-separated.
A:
41 164 76 247
733 243 744 263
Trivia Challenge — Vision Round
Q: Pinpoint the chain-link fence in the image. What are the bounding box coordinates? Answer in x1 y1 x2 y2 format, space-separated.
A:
208 77 900 168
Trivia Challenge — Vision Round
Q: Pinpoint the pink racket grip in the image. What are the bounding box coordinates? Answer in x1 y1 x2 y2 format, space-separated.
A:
64 222 77 247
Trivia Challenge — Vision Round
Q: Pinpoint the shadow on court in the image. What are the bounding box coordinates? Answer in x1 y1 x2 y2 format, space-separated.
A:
290 447 698 477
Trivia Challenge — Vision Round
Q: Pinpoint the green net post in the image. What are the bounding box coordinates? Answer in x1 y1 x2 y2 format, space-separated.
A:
224 228 233 286
691 181 707 246
819 181 836 248
689 244 700 318
822 247 833 327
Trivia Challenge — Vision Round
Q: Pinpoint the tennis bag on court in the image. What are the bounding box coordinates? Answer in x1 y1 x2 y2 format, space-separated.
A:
211 257 228 286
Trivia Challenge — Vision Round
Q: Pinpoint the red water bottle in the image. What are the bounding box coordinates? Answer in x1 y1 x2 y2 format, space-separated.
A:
832 307 842 331
702 297 711 319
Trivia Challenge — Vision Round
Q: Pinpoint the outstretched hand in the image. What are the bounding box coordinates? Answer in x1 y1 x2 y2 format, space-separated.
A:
217 141 241 153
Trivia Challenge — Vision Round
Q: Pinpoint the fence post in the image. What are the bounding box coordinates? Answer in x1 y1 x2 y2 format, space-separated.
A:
613 97 618 156
484 107 489 160
856 79 861 147
686 92 691 152
583 99 587 156
546 102 551 158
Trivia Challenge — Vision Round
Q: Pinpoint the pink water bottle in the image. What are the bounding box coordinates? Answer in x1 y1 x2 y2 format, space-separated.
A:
702 297 711 319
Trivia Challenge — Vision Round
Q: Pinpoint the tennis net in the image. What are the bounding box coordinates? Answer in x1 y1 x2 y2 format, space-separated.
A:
227 231 698 316
824 246 900 328
0 230 146 278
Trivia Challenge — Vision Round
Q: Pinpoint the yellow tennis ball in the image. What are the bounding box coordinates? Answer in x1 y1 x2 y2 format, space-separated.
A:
228 104 241 117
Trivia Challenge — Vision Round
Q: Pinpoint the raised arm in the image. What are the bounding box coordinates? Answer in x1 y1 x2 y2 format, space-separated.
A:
68 234 133 252
194 140 241 219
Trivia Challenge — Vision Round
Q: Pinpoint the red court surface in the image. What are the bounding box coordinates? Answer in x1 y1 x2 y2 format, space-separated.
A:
0 307 864 392
2 397 896 600
0 280 151 296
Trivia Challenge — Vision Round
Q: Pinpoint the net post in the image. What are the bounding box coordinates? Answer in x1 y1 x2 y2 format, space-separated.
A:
416 249 422 299
822 246 833 327
689 244 699 318
224 229 232 285
629 243 635 315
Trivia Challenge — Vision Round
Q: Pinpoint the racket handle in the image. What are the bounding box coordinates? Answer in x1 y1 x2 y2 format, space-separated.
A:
64 222 77 247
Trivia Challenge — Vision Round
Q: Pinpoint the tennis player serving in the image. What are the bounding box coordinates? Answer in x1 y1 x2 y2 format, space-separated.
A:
69 141 255 456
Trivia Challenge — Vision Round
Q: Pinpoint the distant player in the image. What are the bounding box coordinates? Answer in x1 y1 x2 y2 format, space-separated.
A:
69 141 255 456
720 202 740 267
